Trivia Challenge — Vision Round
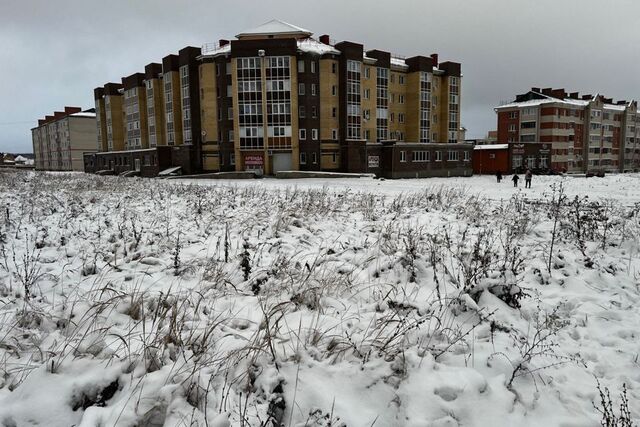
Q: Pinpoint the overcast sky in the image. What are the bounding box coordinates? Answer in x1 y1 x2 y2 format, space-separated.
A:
1 0 639 152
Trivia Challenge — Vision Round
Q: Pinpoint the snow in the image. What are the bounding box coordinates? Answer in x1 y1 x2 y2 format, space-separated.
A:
474 144 509 150
236 19 312 38
390 57 408 69
70 112 97 118
0 170 639 426
297 38 340 55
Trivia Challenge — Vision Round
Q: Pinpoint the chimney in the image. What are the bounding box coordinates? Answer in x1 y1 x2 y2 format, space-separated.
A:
531 87 541 93
551 89 566 99
64 106 81 114
604 97 612 104
219 39 229 47
38 119 45 126
617 100 627 105
541 88 553 96
582 94 592 100
319 34 331 45
569 92 579 99
430 53 439 67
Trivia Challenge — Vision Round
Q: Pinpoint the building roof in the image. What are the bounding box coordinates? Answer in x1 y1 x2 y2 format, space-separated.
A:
496 89 636 111
296 38 340 55
70 112 97 118
474 144 509 150
236 19 312 38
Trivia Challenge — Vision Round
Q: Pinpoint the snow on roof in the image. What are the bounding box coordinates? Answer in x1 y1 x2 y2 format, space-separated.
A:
496 96 590 110
297 38 340 55
70 112 97 118
200 42 231 58
390 57 408 69
603 103 627 111
14 155 28 161
474 144 509 150
236 19 312 38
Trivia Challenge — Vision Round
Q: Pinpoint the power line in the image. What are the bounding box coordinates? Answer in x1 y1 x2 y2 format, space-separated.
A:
0 121 34 126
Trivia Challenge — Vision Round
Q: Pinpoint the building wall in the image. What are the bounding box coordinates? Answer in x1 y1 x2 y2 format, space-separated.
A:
199 61 220 171
68 117 98 171
105 94 125 151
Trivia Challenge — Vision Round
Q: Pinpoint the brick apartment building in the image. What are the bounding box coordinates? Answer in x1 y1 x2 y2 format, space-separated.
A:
84 20 472 178
31 107 97 171
495 88 640 173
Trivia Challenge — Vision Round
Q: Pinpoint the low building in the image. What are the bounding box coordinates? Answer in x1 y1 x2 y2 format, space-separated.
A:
473 142 551 175
31 107 97 171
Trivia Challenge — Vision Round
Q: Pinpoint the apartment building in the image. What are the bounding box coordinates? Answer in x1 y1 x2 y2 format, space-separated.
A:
195 20 469 177
85 20 471 178
31 107 97 171
495 88 640 173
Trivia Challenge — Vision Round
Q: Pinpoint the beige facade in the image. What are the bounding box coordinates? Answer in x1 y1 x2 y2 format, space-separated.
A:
31 111 97 171
145 77 166 147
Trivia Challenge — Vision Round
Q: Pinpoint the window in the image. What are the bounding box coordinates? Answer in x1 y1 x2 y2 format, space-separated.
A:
448 151 459 161
399 75 405 84
299 128 306 140
512 155 522 168
228 107 233 119
398 95 405 104
520 134 536 142
230 153 235 165
298 83 305 95
311 84 316 95
332 107 337 118
332 129 338 140
331 63 337 73
508 111 517 119
299 106 306 118
229 130 234 142
400 150 407 162
312 129 318 140
508 124 517 132
312 151 317 164
435 151 442 162
311 106 317 118
332 152 337 163
364 67 370 79
311 61 316 73
521 121 536 129
300 152 307 164
364 88 370 100
464 151 470 162
399 113 405 124
412 151 429 162
332 85 337 96
298 60 305 73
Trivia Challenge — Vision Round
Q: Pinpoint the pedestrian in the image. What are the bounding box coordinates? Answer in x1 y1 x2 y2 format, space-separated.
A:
525 169 532 188
512 174 520 188
496 170 502 183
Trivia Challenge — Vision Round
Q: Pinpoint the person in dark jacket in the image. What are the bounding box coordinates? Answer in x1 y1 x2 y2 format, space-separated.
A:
512 174 520 187
525 169 533 188
496 170 503 183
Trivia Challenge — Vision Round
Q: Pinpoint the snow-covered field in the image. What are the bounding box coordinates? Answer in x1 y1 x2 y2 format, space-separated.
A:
0 170 638 427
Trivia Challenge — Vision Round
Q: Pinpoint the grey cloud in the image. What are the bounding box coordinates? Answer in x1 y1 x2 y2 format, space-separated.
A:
1 0 639 151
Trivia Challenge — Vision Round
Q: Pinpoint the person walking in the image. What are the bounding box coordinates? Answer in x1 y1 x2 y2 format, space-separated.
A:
512 174 520 188
496 170 502 183
525 169 532 188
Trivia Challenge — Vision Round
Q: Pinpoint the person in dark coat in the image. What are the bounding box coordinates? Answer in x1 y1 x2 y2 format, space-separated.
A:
496 170 503 183
525 169 533 188
512 174 520 188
